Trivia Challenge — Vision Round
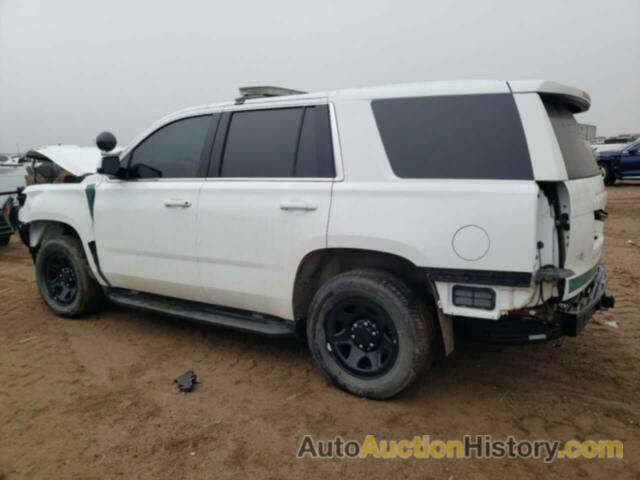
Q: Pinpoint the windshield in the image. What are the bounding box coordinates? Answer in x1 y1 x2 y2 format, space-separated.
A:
544 102 600 179
626 139 640 151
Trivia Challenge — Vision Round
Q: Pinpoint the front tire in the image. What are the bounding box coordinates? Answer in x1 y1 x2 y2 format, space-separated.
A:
0 234 10 247
35 234 104 318
307 269 435 399
599 164 615 186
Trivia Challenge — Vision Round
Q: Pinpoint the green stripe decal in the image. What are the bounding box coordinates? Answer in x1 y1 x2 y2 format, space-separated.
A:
85 184 96 221
568 265 598 292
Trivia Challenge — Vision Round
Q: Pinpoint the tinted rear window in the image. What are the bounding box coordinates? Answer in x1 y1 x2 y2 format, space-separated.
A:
372 94 533 180
221 108 303 177
544 102 600 179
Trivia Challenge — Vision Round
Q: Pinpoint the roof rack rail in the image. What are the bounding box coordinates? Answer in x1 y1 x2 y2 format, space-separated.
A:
235 86 307 104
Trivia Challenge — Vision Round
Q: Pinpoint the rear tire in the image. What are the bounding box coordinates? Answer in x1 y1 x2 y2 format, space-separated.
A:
307 269 435 399
35 234 104 318
0 234 10 247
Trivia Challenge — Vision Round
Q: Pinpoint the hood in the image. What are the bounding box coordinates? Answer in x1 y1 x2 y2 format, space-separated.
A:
25 145 102 176
592 142 630 154
598 149 622 159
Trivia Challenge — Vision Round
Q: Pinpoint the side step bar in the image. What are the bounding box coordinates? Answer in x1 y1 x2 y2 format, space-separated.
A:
106 288 296 338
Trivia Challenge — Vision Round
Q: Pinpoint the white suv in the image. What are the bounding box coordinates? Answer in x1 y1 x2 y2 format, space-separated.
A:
16 81 614 398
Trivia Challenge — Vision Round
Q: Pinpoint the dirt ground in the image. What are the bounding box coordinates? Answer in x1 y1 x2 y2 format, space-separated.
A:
1 184 639 480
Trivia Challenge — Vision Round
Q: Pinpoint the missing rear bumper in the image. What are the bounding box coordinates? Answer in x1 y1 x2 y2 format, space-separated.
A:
456 264 613 344
557 264 612 337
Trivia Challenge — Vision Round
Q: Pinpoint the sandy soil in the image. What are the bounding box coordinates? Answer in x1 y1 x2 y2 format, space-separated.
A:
1 183 639 480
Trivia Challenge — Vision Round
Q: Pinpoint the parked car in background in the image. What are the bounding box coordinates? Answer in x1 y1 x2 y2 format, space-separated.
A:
0 163 27 246
0 155 27 166
598 138 640 185
593 141 631 155
593 135 639 154
606 134 639 144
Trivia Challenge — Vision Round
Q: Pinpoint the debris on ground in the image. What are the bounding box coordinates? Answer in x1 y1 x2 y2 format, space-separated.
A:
628 240 639 248
174 370 199 393
18 336 37 344
604 320 619 329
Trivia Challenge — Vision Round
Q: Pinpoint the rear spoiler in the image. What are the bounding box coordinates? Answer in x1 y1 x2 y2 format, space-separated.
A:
508 80 591 113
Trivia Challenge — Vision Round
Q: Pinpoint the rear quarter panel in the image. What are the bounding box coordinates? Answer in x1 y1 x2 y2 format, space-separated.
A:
328 98 539 274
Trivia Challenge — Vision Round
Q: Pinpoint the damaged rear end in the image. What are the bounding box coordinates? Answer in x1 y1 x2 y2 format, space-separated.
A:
461 81 614 343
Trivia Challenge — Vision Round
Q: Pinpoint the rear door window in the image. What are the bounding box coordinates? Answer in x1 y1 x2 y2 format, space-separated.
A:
544 102 600 179
219 106 334 178
295 106 335 178
371 94 533 180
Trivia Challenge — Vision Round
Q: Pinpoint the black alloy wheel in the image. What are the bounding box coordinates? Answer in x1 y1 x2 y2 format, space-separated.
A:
325 297 399 377
44 253 78 305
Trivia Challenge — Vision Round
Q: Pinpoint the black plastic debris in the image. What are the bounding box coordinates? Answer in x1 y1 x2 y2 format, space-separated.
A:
175 370 199 393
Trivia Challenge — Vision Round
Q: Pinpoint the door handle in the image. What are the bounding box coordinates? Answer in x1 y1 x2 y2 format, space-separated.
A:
163 198 192 208
280 201 318 211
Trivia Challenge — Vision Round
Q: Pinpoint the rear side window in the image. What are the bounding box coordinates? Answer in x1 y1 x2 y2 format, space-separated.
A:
129 115 211 179
372 94 533 180
220 106 334 178
544 102 599 179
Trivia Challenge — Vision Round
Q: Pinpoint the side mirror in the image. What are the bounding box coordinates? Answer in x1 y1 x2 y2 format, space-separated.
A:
96 131 117 152
99 155 121 176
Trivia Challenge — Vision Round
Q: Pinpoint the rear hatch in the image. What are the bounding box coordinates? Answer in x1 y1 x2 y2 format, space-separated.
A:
543 99 605 300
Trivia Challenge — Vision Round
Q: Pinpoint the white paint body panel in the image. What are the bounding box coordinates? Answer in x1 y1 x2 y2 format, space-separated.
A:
197 180 331 319
328 97 539 273
93 179 204 301
18 179 103 282
557 177 606 299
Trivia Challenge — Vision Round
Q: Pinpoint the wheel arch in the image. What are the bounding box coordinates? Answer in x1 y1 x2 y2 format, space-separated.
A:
292 247 453 354
29 220 81 248
293 247 428 315
23 220 106 285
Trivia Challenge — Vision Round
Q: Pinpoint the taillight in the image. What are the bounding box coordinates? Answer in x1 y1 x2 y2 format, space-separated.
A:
2 198 11 217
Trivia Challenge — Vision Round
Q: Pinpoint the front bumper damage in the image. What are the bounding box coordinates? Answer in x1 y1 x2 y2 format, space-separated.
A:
455 264 615 344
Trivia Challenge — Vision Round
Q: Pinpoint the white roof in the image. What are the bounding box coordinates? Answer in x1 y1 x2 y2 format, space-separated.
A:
237 79 589 108
125 80 590 153
170 79 590 114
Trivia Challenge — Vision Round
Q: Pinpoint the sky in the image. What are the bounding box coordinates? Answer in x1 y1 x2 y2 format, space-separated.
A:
0 0 638 153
